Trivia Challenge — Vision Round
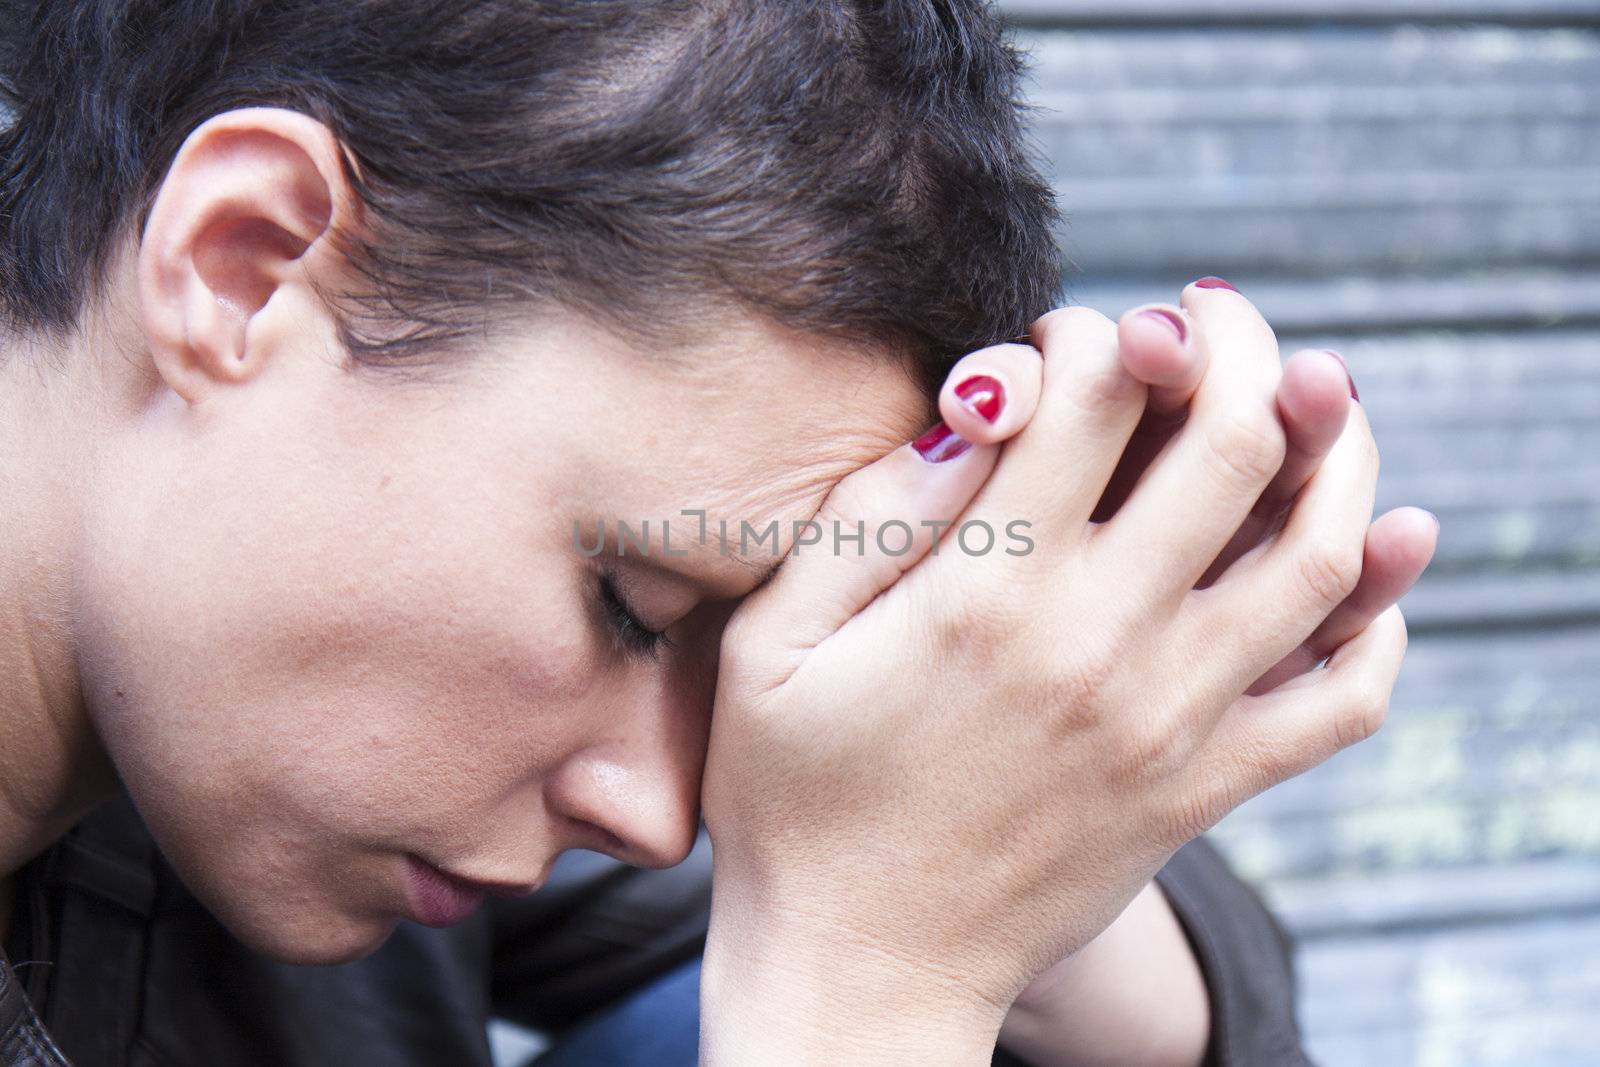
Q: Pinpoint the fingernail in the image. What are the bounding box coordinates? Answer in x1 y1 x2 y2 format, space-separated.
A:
1323 350 1359 402
1137 308 1188 344
954 374 1005 423
912 420 972 463
1193 276 1239 292
1427 510 1441 535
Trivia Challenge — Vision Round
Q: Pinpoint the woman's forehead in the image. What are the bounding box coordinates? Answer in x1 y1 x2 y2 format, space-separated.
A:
520 307 930 482
541 315 934 598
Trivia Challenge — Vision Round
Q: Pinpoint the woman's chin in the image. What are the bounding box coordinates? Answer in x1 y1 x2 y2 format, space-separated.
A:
214 894 402 965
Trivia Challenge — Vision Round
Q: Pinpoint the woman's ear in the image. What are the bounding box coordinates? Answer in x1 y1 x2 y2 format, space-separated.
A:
137 107 358 405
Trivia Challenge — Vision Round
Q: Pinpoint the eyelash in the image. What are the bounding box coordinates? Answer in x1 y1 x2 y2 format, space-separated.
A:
597 571 672 659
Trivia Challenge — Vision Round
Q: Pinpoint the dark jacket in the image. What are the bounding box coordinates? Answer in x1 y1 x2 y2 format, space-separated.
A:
1 793 1312 1066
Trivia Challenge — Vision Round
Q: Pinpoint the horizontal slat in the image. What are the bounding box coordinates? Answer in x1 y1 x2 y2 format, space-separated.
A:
1056 205 1600 274
1031 87 1600 123
1375 461 1600 503
1017 25 1600 272
1291 913 1600 1067
1211 623 1600 880
1004 0 1600 24
1016 26 1600 87
1055 171 1597 212
1066 273 1600 332
1227 730 1600 823
1400 571 1600 629
1264 859 1600 938
1227 708 1600 827
1056 171 1593 217
1041 122 1599 197
1219 796 1600 882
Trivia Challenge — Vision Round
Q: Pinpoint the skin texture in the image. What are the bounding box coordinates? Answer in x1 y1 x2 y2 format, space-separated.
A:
0 106 1438 1066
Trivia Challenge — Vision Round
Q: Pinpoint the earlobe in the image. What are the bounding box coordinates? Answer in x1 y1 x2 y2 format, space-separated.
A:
137 108 352 405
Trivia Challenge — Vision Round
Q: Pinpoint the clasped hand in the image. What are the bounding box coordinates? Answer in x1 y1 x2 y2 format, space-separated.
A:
699 282 1437 1064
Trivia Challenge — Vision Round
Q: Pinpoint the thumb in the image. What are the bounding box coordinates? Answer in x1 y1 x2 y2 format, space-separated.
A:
731 343 1043 672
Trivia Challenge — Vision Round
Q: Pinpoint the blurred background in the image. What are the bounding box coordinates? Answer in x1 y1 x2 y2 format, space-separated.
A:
999 0 1599 1063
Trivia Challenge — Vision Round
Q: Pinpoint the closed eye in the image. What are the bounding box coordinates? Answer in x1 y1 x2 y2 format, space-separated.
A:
597 570 672 660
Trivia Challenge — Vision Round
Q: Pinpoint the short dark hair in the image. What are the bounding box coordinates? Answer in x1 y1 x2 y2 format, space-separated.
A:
0 0 1060 395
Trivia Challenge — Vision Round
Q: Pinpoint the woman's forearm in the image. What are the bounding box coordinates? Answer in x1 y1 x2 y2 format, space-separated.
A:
998 880 1211 1067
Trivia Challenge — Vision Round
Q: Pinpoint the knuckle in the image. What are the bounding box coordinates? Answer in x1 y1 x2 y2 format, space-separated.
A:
1334 688 1390 749
1296 538 1363 611
1239 732 1299 792
1066 358 1143 419
1031 308 1140 422
931 579 1021 660
813 476 874 532
1037 635 1120 729
1390 606 1410 654
967 341 1041 365
1033 305 1115 348
1039 663 1108 730
1200 405 1285 491
1112 712 1188 785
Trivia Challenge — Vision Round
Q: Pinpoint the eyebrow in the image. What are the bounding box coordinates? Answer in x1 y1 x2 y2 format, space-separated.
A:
660 529 789 598
689 543 786 598
729 549 784 587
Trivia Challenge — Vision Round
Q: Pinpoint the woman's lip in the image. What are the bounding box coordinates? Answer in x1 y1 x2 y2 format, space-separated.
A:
403 854 542 925
403 854 488 927
443 869 543 900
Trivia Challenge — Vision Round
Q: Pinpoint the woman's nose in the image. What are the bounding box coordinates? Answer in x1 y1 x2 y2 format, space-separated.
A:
547 750 703 868
544 678 710 868
546 623 720 868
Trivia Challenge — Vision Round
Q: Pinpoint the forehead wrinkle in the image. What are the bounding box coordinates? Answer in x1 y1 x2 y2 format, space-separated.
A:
665 429 904 589
668 448 915 585
711 419 910 518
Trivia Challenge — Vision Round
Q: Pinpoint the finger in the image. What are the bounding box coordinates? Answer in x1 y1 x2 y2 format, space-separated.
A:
1176 403 1380 701
1116 302 1205 413
1190 605 1409 817
1247 506 1438 694
1196 348 1354 587
1085 304 1207 522
1258 348 1355 510
730 367 1033 675
938 343 1046 447
1090 280 1286 602
963 306 1147 543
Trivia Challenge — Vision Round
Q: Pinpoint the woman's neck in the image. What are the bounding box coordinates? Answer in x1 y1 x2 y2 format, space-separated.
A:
0 330 123 896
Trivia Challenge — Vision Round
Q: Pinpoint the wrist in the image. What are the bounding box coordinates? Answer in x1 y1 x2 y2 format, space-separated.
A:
700 892 1007 1066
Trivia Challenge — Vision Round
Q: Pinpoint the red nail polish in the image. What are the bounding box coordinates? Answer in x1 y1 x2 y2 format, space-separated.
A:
1137 308 1187 343
912 420 972 463
1193 276 1238 292
1323 350 1359 402
954 374 1005 423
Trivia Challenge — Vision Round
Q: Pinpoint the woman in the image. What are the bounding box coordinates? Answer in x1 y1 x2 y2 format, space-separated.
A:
0 1 1437 1064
